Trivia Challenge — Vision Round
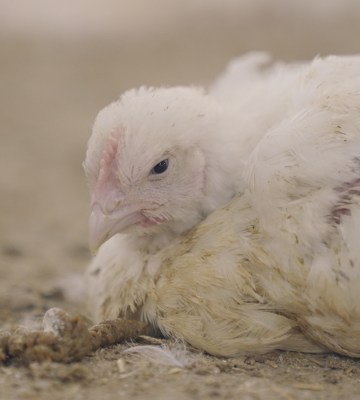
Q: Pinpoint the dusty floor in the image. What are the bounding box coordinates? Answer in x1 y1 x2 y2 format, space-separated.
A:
1 7 360 399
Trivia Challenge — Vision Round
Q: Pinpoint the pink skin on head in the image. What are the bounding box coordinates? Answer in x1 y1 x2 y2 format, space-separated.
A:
89 128 167 252
137 215 167 228
93 130 123 214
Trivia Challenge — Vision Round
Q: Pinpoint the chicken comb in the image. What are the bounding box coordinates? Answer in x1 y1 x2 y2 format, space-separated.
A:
94 130 122 207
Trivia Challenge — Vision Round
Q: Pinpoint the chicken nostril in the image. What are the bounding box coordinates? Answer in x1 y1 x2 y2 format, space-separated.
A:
92 191 124 216
104 200 120 215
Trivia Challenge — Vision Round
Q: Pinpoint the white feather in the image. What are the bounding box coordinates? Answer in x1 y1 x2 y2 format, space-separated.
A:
123 343 192 368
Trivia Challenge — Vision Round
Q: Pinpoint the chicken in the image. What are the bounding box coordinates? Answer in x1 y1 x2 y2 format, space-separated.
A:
84 52 295 255
84 54 360 357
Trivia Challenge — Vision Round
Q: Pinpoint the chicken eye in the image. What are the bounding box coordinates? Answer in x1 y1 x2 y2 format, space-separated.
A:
151 159 169 174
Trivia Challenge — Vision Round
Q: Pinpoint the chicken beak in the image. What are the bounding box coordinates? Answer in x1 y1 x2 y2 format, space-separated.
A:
88 203 140 255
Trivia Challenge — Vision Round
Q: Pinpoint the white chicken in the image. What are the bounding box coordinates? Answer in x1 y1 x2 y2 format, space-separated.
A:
84 53 360 357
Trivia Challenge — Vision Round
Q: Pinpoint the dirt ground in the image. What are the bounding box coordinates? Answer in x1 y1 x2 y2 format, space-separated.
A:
1 4 360 399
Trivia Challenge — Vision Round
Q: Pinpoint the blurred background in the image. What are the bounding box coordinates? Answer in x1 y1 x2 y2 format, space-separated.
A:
1 0 360 304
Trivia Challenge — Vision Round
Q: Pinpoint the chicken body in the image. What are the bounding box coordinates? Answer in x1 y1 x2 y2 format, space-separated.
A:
85 54 360 357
